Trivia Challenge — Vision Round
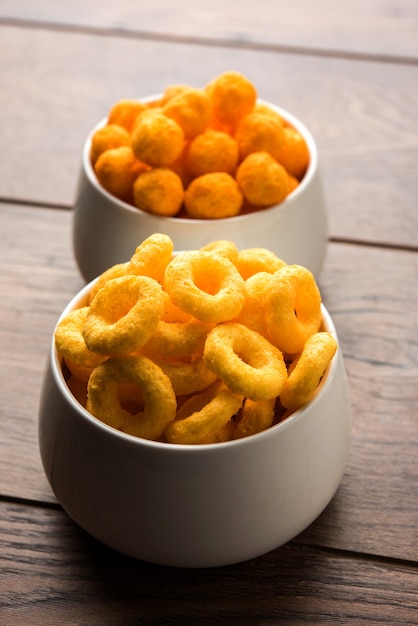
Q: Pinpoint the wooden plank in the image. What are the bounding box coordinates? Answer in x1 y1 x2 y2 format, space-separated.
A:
1 500 418 625
2 0 418 59
1 203 418 563
0 25 418 248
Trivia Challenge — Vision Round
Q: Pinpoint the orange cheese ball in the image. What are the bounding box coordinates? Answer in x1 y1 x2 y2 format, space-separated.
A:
276 126 310 180
163 88 212 139
107 99 147 132
94 146 148 203
234 111 285 161
236 151 289 207
206 71 257 126
90 124 131 165
133 168 184 216
184 172 243 219
131 111 184 167
186 129 239 177
158 84 194 107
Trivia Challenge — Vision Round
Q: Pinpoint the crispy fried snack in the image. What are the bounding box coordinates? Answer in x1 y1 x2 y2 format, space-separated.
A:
55 307 105 370
133 168 184 217
203 322 287 401
276 126 310 180
94 146 148 202
184 172 243 219
233 397 276 439
163 87 212 139
280 332 337 411
163 251 246 323
131 110 184 167
83 275 164 356
107 98 147 131
206 71 257 126
236 247 286 280
236 151 290 206
266 265 322 355
90 124 131 165
165 381 243 444
186 129 239 177
87 355 176 440
234 111 285 160
127 233 174 283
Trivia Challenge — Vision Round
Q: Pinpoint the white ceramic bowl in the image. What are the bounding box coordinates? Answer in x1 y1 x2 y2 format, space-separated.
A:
73 98 328 282
38 281 351 568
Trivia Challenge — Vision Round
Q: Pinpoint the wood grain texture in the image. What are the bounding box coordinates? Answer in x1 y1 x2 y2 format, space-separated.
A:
1 501 418 625
0 25 417 248
2 0 418 59
1 204 418 563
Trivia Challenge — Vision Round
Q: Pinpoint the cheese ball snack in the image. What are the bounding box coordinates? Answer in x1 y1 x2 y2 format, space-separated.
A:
234 111 285 161
133 168 184 217
131 110 184 167
186 129 239 177
108 98 147 132
90 123 131 165
205 71 257 126
184 172 243 219
163 87 212 139
276 126 310 180
94 146 147 203
236 151 290 206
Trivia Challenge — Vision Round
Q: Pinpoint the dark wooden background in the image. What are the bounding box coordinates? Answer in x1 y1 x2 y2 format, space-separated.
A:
1 1 418 623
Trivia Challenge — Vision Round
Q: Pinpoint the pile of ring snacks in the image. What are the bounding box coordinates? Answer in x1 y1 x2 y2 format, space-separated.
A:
91 71 310 219
55 234 337 444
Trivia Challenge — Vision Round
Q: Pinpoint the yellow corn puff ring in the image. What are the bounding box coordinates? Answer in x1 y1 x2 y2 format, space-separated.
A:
83 275 164 356
148 354 217 397
144 319 213 360
165 381 243 445
236 247 286 280
203 322 287 401
199 239 239 265
280 332 338 411
163 251 246 323
55 307 106 370
87 355 176 441
127 233 174 283
233 397 276 439
88 262 129 304
232 272 273 339
266 265 322 355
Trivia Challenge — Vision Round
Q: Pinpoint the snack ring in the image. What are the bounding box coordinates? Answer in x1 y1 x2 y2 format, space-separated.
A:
54 307 105 370
144 319 213 360
163 251 246 323
127 233 174 283
86 355 177 440
280 332 338 411
149 354 217 397
165 381 243 444
203 322 287 401
266 264 322 354
83 275 164 356
233 397 276 439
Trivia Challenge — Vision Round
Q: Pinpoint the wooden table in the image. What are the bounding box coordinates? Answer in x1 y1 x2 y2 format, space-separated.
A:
1 2 418 623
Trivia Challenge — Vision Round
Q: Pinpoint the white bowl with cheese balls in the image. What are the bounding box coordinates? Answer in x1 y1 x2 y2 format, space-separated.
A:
73 89 328 282
38 244 351 568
